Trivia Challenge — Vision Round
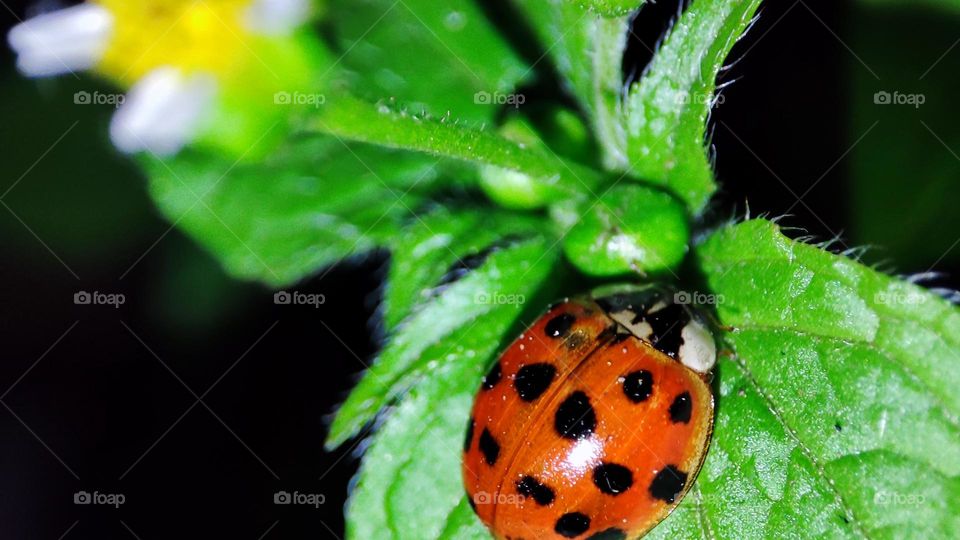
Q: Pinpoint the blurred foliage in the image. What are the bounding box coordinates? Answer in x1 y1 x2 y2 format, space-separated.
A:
0 59 251 341
326 0 530 124
144 137 453 285
146 237 255 337
0 69 153 266
860 0 960 14
849 3 960 268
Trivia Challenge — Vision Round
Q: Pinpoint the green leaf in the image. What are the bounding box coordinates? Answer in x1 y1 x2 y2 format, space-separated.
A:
651 218 960 538
145 138 450 285
623 0 762 212
646 357 859 540
344 310 515 540
326 234 561 448
513 0 633 168
309 93 605 201
436 499 491 540
700 220 960 419
381 207 548 330
326 0 530 123
577 0 642 17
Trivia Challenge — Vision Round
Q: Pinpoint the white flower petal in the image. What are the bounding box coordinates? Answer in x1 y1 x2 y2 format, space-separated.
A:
8 4 113 77
243 0 312 35
110 67 217 156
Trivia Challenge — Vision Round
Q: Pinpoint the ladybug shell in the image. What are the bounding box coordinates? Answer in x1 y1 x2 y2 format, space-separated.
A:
463 295 714 540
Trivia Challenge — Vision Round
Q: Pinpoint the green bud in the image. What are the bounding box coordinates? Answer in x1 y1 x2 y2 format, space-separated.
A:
480 109 599 209
479 116 550 209
479 166 553 210
563 185 690 276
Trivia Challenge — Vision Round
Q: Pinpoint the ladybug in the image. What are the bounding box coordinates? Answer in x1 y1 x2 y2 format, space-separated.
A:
463 286 716 539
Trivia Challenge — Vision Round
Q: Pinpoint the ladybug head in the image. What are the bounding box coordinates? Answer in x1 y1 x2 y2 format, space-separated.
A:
593 285 717 375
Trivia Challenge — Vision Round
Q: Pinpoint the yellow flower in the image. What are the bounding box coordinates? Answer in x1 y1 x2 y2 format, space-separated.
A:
9 0 322 156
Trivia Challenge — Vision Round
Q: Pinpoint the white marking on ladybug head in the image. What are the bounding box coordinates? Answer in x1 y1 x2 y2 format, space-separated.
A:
678 319 716 374
607 309 653 341
647 300 669 314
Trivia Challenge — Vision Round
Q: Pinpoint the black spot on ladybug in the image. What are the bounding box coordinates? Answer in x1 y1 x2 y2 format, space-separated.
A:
479 428 500 466
482 362 501 390
649 465 688 503
464 418 474 453
669 391 692 424
592 463 634 495
545 313 576 338
514 363 557 402
554 512 591 538
645 303 690 359
586 528 627 540
623 370 654 403
554 391 596 440
516 475 556 506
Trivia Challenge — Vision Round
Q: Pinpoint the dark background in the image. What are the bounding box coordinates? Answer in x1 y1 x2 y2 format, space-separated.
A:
1 1 958 538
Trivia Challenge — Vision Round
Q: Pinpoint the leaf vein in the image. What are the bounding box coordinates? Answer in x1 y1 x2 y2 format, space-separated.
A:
725 350 871 539
731 323 960 430
692 483 716 540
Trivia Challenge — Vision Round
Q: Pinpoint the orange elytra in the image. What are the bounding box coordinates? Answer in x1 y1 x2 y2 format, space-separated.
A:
463 287 716 539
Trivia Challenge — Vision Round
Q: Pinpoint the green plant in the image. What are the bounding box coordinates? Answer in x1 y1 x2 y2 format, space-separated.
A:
313 1 958 537
11 0 959 537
